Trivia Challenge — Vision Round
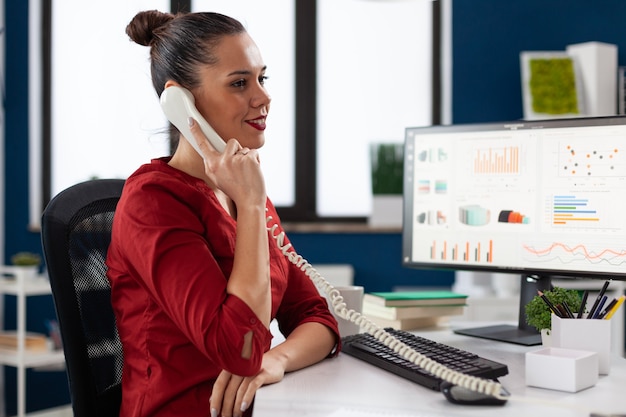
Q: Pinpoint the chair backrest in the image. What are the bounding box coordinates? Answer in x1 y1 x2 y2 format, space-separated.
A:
41 179 125 417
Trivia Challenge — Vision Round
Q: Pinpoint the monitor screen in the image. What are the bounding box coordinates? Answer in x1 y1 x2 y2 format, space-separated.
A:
402 115 626 344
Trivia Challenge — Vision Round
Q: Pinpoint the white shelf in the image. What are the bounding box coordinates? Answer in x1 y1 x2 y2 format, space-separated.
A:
0 278 56 296
0 349 65 368
0 267 66 417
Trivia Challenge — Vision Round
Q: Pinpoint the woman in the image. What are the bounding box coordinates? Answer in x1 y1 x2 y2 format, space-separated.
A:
106 10 340 417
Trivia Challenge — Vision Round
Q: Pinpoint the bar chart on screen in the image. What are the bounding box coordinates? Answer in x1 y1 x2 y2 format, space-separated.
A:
428 239 494 263
473 145 520 175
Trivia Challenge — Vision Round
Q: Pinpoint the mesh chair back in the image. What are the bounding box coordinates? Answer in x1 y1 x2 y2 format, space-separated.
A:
41 179 125 417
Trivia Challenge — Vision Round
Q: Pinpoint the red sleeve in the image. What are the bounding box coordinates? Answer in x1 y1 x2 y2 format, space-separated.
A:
109 172 272 376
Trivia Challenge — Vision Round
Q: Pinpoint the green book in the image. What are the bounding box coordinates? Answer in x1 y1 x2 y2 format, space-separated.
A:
363 291 468 307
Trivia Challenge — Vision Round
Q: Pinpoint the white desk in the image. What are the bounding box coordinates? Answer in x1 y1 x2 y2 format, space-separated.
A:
255 323 626 417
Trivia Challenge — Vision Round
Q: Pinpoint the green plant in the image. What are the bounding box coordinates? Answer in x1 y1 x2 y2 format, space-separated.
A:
10 252 42 266
370 143 404 195
525 287 582 332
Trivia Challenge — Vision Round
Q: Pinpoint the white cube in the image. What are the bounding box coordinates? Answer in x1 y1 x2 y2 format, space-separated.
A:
526 347 598 392
566 41 618 116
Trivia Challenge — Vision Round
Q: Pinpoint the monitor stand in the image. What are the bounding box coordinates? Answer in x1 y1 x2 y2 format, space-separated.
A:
454 324 540 346
453 274 552 346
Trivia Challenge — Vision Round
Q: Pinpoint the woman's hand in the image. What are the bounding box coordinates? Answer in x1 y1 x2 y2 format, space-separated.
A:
210 353 287 417
188 117 266 208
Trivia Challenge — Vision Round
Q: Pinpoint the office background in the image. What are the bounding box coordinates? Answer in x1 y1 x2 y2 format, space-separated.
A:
4 0 626 414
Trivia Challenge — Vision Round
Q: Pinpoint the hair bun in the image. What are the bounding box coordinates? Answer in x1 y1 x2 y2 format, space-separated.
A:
126 10 174 46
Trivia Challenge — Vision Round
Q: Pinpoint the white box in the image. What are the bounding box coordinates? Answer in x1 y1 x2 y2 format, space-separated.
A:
369 195 403 228
566 41 618 116
551 314 611 374
526 347 598 392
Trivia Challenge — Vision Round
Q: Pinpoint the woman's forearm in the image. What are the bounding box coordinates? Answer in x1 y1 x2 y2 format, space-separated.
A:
269 322 337 372
227 205 271 327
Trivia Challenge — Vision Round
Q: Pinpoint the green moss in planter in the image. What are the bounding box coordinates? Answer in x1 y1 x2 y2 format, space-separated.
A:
371 143 403 195
529 57 579 115
525 287 582 332
10 252 42 266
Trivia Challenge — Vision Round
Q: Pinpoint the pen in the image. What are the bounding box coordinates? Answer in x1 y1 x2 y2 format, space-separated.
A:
591 295 607 319
537 290 562 317
555 303 568 318
587 280 610 319
596 297 617 320
561 300 575 319
604 295 625 320
577 290 589 319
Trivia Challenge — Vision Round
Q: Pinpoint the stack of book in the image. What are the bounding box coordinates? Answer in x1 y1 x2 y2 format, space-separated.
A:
362 290 468 330
0 331 48 352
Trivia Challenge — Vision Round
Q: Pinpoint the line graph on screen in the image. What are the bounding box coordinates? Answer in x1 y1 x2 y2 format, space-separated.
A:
522 241 626 268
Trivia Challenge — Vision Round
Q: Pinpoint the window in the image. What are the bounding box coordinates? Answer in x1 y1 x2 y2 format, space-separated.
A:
49 0 171 197
38 0 440 225
317 0 433 217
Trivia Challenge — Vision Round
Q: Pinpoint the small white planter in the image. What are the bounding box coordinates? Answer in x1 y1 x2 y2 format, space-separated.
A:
369 195 403 228
541 328 552 347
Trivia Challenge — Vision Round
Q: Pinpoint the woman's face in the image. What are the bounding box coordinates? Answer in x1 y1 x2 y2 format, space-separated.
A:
193 33 271 150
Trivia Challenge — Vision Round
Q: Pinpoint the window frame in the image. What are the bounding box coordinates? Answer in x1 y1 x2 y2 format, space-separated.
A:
40 0 441 223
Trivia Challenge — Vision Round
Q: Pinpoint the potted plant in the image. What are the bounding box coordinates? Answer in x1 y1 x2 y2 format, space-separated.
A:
11 252 42 267
9 252 42 281
369 143 404 227
525 287 583 344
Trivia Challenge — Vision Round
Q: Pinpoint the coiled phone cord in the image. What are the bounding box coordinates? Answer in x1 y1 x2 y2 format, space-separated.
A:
266 213 507 401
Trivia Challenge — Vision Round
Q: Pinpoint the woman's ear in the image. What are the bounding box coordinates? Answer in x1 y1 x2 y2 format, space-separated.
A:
164 80 181 90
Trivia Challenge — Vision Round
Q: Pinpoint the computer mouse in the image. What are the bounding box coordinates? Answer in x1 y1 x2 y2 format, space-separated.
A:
440 381 509 406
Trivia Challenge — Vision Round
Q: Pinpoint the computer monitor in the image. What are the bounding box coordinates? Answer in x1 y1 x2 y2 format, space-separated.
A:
402 115 626 346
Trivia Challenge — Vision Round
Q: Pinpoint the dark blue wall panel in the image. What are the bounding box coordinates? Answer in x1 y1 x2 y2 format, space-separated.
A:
452 0 626 124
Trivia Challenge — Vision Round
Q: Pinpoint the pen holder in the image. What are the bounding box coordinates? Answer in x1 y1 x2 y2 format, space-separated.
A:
551 314 611 374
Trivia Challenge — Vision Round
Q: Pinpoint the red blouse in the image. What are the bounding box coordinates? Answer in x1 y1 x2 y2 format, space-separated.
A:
106 157 340 416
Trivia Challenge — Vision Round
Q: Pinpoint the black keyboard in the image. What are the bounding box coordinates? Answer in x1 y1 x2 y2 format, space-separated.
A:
341 328 509 391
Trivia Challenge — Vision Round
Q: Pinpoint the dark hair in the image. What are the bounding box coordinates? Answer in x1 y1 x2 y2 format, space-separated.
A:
126 10 246 97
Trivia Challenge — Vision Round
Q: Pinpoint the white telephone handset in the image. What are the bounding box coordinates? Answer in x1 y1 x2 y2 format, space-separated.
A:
159 86 507 403
160 86 227 154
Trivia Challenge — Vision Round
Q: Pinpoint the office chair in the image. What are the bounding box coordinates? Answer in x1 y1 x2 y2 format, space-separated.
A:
41 179 125 417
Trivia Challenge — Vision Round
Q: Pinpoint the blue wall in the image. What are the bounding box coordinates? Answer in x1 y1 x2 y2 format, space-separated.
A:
452 0 626 124
5 0 626 413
